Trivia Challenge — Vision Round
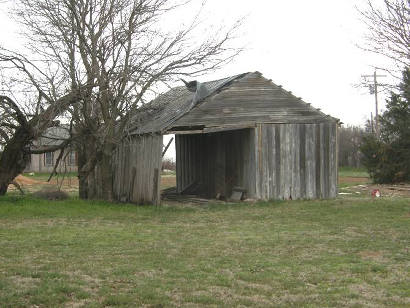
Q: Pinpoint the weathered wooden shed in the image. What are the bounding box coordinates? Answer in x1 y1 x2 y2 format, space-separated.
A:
113 71 339 204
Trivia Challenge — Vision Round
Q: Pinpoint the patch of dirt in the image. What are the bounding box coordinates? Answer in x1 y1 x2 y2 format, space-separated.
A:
49 176 79 186
10 174 172 195
14 175 47 185
350 183 410 198
160 175 176 190
8 174 79 194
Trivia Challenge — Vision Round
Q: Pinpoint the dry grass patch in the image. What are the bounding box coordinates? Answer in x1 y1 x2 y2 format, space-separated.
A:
10 276 40 290
358 250 385 262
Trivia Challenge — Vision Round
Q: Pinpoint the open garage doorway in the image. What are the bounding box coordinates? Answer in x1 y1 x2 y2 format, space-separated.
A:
175 128 255 200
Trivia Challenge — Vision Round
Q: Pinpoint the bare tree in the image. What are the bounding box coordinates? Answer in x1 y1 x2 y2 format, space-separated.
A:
9 0 241 200
338 125 366 168
358 0 410 73
0 53 80 194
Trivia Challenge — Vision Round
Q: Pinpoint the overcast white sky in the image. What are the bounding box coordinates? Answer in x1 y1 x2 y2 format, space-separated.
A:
0 0 396 159
201 0 393 124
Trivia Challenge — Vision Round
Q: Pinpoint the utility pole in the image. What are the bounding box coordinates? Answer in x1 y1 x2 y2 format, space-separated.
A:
373 70 380 137
361 69 386 137
370 112 374 133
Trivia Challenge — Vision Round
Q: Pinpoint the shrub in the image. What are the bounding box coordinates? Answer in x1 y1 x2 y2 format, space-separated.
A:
360 68 410 183
33 189 69 200
162 158 176 171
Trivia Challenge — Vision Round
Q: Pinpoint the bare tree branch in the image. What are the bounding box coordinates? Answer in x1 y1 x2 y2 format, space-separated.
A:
47 147 67 182
357 0 410 74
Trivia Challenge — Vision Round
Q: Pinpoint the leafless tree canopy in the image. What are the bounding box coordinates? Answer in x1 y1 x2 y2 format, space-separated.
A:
0 52 81 194
2 0 242 199
358 0 410 72
338 125 366 168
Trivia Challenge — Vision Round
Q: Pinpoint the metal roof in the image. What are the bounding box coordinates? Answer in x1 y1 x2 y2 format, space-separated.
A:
128 73 247 135
128 72 338 135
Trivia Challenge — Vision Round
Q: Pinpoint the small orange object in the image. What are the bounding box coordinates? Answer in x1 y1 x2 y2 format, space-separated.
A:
371 189 381 198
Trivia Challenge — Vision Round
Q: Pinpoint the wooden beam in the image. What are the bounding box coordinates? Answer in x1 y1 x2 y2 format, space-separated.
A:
162 137 174 157
166 130 204 135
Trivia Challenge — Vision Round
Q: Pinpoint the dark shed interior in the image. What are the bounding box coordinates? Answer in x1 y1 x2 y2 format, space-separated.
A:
176 129 254 199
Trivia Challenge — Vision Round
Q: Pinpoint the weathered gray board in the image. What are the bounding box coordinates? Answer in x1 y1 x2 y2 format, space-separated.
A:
112 134 162 204
175 123 337 201
176 129 255 199
255 123 338 200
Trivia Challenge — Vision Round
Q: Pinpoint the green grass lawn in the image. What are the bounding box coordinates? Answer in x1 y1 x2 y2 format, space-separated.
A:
338 167 369 178
0 195 409 307
22 172 78 182
338 167 371 189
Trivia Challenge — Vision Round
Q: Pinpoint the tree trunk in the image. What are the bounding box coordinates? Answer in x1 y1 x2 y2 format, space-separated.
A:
77 145 89 199
76 139 114 201
99 148 114 201
84 145 114 201
0 127 32 196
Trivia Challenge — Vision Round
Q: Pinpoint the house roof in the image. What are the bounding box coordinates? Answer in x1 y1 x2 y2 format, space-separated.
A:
34 125 70 147
128 71 338 135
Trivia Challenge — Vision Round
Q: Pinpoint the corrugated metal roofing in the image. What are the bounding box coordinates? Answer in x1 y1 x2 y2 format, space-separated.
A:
128 73 246 135
128 72 338 135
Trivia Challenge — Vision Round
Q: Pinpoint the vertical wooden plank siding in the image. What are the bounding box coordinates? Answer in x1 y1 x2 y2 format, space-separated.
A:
315 124 322 199
305 124 316 199
254 126 261 198
329 123 338 197
247 128 257 198
256 123 337 200
173 122 336 201
292 124 301 200
113 134 162 204
215 135 226 196
322 123 330 199
280 124 290 199
274 125 281 198
266 125 274 199
299 125 306 197
176 135 182 193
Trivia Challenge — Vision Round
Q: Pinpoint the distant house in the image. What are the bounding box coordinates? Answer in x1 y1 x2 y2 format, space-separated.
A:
25 126 77 173
112 71 340 204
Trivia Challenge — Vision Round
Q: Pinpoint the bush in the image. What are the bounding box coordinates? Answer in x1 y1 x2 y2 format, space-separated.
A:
360 68 410 183
162 158 176 171
361 135 396 183
32 189 69 200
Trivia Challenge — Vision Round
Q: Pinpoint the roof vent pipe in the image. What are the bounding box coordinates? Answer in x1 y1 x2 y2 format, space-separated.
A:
181 79 198 92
